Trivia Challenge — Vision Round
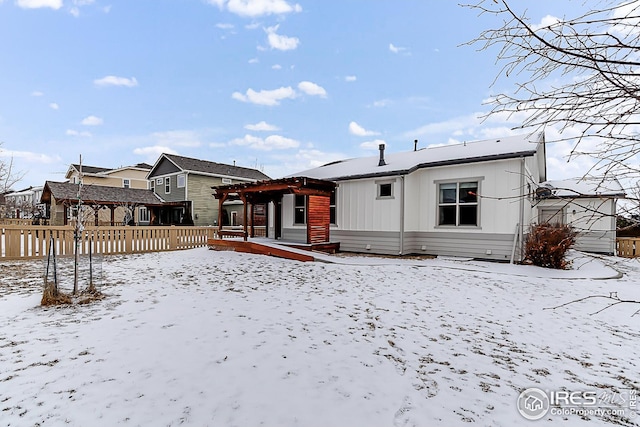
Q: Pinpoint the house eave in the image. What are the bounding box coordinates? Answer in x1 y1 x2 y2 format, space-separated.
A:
330 150 537 182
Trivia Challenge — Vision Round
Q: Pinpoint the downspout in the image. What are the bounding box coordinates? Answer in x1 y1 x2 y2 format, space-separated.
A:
399 175 405 255
518 156 526 262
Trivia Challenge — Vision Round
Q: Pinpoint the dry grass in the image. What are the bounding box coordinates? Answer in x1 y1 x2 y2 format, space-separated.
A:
41 281 105 307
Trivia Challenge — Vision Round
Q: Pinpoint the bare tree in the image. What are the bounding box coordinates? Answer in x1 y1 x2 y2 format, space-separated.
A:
465 0 640 179
0 142 25 193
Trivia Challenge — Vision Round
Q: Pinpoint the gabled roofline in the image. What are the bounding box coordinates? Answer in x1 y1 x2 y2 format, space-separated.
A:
146 153 182 179
146 153 267 182
65 163 150 180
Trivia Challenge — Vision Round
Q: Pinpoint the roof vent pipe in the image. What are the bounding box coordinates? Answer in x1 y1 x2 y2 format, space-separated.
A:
378 143 386 166
414 139 418 151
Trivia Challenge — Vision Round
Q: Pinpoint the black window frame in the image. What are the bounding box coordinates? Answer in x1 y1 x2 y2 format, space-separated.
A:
294 194 306 225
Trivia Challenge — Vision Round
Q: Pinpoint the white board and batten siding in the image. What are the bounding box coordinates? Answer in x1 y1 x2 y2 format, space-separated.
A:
321 158 538 260
536 197 618 254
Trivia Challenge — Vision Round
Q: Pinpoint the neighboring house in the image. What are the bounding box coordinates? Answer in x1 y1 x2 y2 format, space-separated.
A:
0 191 7 218
66 163 152 189
146 153 270 227
4 186 45 219
42 181 174 226
535 178 625 254
64 162 153 224
275 133 549 261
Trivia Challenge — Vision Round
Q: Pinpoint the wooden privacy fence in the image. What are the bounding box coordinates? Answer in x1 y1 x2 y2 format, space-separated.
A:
617 237 640 258
0 225 216 260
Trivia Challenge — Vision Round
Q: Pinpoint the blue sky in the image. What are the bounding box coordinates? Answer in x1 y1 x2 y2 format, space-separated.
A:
0 0 590 189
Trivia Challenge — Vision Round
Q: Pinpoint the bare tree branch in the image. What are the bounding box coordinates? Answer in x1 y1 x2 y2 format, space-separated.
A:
544 292 640 316
0 142 25 193
464 0 640 181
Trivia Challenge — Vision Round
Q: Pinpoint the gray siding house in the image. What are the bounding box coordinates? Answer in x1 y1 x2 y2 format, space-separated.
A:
147 154 270 226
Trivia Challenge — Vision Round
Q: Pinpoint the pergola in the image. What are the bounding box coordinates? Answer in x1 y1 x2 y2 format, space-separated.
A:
213 177 336 243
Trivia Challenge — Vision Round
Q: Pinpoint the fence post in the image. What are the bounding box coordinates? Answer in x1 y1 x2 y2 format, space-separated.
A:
169 225 178 250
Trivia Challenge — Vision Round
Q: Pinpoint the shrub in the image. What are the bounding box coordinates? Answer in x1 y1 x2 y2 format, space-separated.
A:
524 223 577 269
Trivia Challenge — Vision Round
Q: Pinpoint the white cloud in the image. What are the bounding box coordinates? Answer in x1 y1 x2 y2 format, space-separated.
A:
360 139 386 150
232 86 296 106
349 121 379 137
245 121 280 131
265 25 300 51
31 91 44 97
206 0 226 7
0 149 60 164
371 99 392 108
151 130 203 148
216 23 235 29
272 64 282 70
610 3 640 36
298 81 326 97
345 75 357 82
81 115 103 126
389 43 409 54
248 58 259 64
66 129 92 137
16 0 62 9
49 102 59 110
230 134 299 150
532 14 562 31
210 0 302 17
94 75 139 87
268 147 346 176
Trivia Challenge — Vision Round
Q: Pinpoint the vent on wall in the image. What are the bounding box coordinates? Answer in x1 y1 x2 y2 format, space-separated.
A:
535 186 553 199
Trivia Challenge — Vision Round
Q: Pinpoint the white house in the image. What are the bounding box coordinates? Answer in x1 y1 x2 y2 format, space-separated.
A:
4 186 45 219
276 133 548 261
535 178 625 255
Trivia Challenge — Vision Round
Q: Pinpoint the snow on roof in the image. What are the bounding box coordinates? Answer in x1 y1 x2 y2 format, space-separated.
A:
291 133 543 181
540 177 626 198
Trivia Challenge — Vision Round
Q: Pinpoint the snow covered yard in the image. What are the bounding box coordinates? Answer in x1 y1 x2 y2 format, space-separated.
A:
1 248 639 427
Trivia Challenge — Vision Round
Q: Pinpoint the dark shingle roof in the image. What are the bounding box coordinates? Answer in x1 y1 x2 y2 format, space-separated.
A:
164 153 270 181
134 163 153 170
43 181 164 206
70 164 111 175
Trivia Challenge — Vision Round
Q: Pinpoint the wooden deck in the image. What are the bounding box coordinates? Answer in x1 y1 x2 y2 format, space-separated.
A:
207 238 339 262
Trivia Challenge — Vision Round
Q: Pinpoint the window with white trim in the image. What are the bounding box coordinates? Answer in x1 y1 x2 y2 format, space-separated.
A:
139 207 150 223
177 174 185 188
438 181 478 226
165 177 171 194
377 181 394 199
123 179 130 189
539 208 565 225
150 180 154 191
